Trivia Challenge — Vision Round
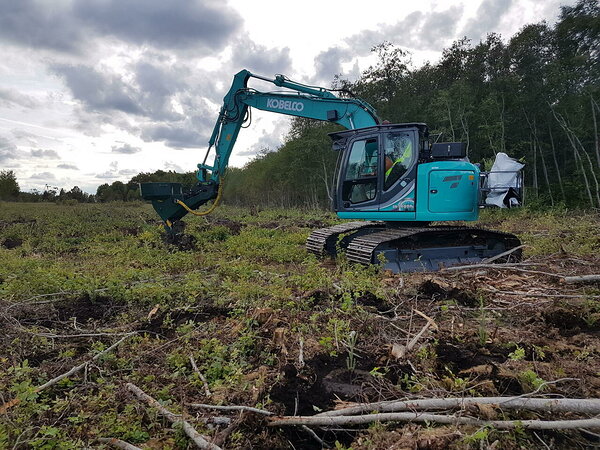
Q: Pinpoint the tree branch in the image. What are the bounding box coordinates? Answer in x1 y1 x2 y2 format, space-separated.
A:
126 383 222 450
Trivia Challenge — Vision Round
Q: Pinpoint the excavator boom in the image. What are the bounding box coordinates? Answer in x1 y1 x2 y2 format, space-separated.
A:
140 69 378 225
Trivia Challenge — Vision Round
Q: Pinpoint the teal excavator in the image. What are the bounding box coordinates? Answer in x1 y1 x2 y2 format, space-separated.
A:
141 70 523 272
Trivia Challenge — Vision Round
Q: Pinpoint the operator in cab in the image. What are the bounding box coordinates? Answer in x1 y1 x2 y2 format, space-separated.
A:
384 134 412 189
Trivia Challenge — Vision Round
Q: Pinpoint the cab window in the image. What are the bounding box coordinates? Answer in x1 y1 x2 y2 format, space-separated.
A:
383 132 414 190
342 138 378 204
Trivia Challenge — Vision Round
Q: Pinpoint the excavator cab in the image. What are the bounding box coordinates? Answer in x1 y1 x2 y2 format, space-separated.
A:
332 123 425 218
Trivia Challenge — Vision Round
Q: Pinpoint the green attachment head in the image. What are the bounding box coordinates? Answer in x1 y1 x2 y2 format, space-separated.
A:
140 182 218 226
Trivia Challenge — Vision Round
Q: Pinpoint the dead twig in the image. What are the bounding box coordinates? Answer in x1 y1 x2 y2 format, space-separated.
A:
483 289 600 299
302 425 329 448
0 333 135 414
443 264 563 278
97 437 142 450
189 355 212 397
187 403 273 416
481 245 527 264
126 383 221 450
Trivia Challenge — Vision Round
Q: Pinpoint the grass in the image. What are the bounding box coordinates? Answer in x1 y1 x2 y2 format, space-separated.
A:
0 201 598 448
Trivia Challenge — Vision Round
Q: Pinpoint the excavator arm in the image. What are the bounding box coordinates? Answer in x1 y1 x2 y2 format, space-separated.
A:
141 69 379 227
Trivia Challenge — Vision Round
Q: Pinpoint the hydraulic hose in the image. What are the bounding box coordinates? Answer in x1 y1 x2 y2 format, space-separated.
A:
175 181 224 217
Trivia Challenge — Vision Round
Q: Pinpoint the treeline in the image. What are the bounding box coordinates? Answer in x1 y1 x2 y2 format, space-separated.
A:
1 169 197 204
0 170 95 203
95 170 196 202
224 0 599 209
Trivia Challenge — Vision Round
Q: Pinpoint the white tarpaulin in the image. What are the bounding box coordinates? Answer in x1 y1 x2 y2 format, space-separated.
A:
485 152 524 208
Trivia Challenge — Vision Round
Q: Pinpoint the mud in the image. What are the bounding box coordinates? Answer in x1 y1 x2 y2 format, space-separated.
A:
418 278 480 306
1 237 23 249
141 304 231 337
201 217 244 235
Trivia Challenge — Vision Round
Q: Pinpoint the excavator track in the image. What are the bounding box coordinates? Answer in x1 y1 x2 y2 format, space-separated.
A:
305 221 380 257
307 223 521 273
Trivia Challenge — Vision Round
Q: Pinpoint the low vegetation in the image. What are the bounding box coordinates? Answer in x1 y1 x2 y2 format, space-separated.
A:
1 202 598 448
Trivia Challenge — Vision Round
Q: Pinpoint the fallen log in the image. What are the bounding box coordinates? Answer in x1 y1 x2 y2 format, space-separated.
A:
314 397 600 417
562 274 600 284
269 412 600 430
126 383 221 450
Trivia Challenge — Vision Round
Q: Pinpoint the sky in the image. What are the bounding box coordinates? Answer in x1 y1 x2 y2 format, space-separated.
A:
0 0 575 194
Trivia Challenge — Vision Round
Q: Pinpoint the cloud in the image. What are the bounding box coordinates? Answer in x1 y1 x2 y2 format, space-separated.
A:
51 64 142 114
112 143 141 154
0 136 20 163
141 123 207 148
96 171 116 179
74 0 242 52
0 88 40 108
0 0 84 53
312 47 355 84
237 122 285 157
30 149 60 159
30 171 56 180
57 163 78 170
164 161 184 172
345 6 464 54
230 39 293 75
461 0 514 42
0 0 242 54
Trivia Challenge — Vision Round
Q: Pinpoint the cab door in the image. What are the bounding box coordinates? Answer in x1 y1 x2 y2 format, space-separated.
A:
337 136 381 212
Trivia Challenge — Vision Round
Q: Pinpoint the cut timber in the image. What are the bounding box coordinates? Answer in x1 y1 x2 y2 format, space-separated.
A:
562 274 600 284
269 412 600 430
314 397 600 417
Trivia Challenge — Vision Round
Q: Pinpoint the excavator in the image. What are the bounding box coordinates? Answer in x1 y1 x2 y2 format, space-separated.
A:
140 69 523 272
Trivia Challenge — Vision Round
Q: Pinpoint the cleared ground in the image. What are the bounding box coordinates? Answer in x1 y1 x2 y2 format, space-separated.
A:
0 202 599 449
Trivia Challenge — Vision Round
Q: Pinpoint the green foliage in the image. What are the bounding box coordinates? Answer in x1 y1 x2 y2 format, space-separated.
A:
509 345 526 361
0 170 19 200
519 369 546 392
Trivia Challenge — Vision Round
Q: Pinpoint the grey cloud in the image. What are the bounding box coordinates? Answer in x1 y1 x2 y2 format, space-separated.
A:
96 172 115 179
0 0 242 54
141 123 207 149
31 149 60 159
0 0 83 53
57 163 78 170
231 40 293 76
345 7 463 53
164 161 184 172
30 171 56 180
118 169 137 176
131 60 185 120
0 88 40 108
74 0 242 51
112 143 141 154
52 64 142 114
312 47 354 85
0 136 19 163
237 124 284 157
461 0 514 42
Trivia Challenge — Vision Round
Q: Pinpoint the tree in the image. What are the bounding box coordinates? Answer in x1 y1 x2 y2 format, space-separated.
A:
0 170 19 200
